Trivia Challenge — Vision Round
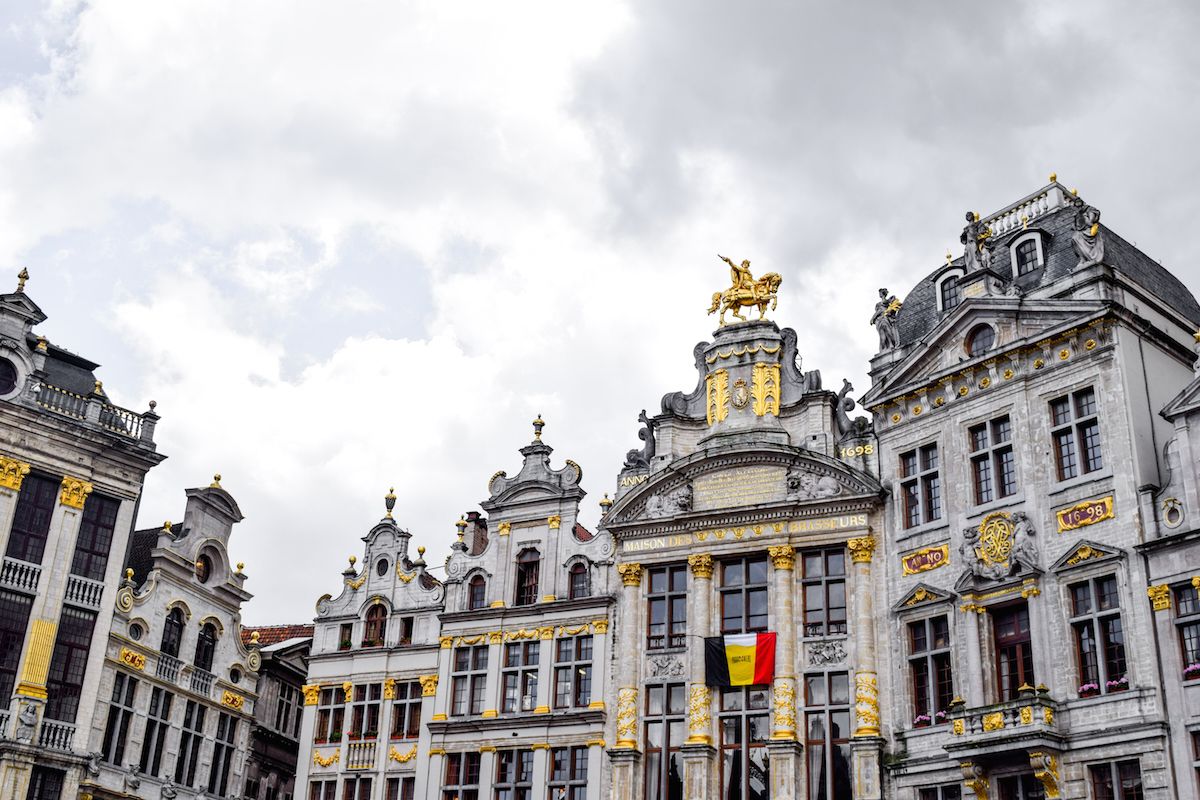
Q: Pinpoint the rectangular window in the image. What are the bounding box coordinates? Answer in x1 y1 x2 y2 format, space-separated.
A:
646 564 687 650
348 683 382 739
341 776 372 800
27 767 65 800
919 786 962 800
442 752 481 800
1069 575 1127 694
208 712 238 796
993 603 1035 702
801 548 847 638
386 778 416 800
969 415 1016 504
44 606 97 722
1088 760 1144 800
720 555 768 634
0 589 33 702
1051 387 1103 481
643 683 685 800
550 745 589 800
900 444 941 528
1175 583 1200 679
101 672 139 765
5 473 58 565
274 681 300 736
908 616 953 725
501 642 539 713
493 749 533 800
804 671 852 800
389 680 422 740
719 686 770 800
451 645 489 716
140 686 174 776
70 493 120 581
997 774 1045 800
315 686 346 744
175 700 208 787
309 781 337 800
553 635 593 709
338 623 353 651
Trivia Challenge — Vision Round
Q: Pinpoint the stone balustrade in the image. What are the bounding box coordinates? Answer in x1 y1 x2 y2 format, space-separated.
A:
189 667 215 697
32 381 157 445
345 739 378 770
0 556 41 593
38 719 76 752
946 693 1063 758
156 653 183 683
65 573 105 610
982 186 1066 238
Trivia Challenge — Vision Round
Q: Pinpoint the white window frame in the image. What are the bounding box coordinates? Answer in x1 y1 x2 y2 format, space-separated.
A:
934 268 965 314
1008 232 1045 278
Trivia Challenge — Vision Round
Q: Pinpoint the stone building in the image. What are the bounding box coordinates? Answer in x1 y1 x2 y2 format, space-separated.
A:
241 624 314 800
0 273 164 800
861 178 1200 798
80 479 263 800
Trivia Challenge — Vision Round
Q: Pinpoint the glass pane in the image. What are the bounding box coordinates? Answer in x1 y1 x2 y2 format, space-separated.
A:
830 673 849 705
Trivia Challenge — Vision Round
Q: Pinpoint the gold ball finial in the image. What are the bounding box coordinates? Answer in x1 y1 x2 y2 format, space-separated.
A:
348 555 357 566
162 520 172 531
210 473 222 488
599 493 613 511
1049 172 1057 183
16 268 28 293
1071 188 1078 197
417 546 426 556
236 561 245 572
250 630 260 644
944 251 953 266
125 567 134 580
93 380 103 395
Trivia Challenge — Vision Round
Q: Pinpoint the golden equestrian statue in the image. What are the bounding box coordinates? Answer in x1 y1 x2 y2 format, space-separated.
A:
708 255 782 326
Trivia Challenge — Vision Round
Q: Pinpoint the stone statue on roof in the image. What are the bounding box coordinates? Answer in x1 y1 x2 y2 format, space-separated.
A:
1071 195 1105 269
870 288 901 351
960 211 990 272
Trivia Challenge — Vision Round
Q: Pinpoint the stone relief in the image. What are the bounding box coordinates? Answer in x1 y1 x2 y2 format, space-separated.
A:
806 640 847 667
961 511 1038 580
648 655 685 678
161 779 178 799
870 288 901 352
787 467 842 501
14 702 36 743
123 765 141 793
85 752 102 777
622 409 656 470
1071 196 1105 269
644 484 693 519
834 379 870 442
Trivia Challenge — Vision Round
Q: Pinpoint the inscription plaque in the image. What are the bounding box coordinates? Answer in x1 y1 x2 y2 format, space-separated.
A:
693 466 786 511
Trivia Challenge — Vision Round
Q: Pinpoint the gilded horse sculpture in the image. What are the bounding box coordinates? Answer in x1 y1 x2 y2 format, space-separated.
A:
708 255 782 326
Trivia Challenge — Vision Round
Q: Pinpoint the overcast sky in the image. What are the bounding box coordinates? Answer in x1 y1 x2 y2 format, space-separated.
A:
2 1 1199 623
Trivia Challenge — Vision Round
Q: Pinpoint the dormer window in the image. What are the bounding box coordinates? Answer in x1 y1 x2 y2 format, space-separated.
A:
467 575 487 611
363 604 386 647
937 272 963 313
569 563 590 599
1009 232 1045 278
514 549 540 607
966 325 995 358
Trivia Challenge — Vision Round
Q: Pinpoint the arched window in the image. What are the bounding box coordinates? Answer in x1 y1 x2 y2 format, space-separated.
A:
363 604 387 647
966 325 996 358
195 554 213 584
194 622 217 671
939 274 962 313
467 575 487 610
1012 236 1042 276
568 563 590 599
161 608 184 658
514 549 540 607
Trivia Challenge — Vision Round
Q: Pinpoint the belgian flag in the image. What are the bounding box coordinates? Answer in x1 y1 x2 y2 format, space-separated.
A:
704 633 776 687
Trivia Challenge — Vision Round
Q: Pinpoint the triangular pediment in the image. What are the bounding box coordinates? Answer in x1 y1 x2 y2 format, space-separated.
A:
894 583 954 611
1050 540 1123 573
0 292 47 326
1161 373 1200 419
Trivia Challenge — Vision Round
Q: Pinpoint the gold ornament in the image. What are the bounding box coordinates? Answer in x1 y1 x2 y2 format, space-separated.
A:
706 369 730 424
685 684 712 744
767 545 795 571
617 563 643 587
0 456 31 492
708 255 782 325
751 362 781 417
615 687 639 748
688 553 714 579
59 476 94 509
847 536 876 564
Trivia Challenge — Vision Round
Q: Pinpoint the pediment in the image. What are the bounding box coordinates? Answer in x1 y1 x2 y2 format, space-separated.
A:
894 583 954 612
1050 540 1123 573
0 292 47 326
1161 373 1200 419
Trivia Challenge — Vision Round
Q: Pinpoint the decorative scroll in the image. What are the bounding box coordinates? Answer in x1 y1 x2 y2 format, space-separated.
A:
852 672 880 736
1030 752 1061 798
685 684 712 744
901 545 948 576
706 369 730 424
772 678 797 739
1056 496 1113 533
615 687 639 748
751 362 781 417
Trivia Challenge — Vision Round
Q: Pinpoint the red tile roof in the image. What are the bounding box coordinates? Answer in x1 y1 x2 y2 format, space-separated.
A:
242 624 314 646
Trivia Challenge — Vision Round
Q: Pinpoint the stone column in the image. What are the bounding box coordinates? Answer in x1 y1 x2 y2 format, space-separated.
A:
959 604 985 708
847 535 883 800
611 562 644 800
765 545 802 800
682 554 716 800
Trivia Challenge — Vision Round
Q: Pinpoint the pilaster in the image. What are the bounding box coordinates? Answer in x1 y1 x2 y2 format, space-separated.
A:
847 535 882 798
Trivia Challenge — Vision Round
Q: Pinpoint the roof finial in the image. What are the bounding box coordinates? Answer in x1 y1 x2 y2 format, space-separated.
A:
944 251 953 267
162 520 172 531
1049 172 1057 183
599 493 613 514
385 487 396 519
210 473 222 488
455 515 468 542
16 269 28 293
532 414 545 441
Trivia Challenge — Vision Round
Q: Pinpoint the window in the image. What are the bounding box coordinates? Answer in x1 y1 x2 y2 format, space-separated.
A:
1175 582 1200 679
398 616 414 646
969 416 1017 504
467 575 487 610
494 749 533 800
342 776 372 800
1051 387 1103 481
162 607 184 658
1070 575 1127 694
315 686 346 744
5 473 58 564
502 641 539 713
442 753 481 800
140 686 174 776
195 622 217 671
993 603 1035 702
997 775 1044 800
387 778 416 800
45 606 97 722
451 645 489 716
208 712 238 796
363 604 386 647
939 273 962 313
71 493 120 581
310 782 337 800
274 682 301 736
175 700 208 787
376 558 389 577
1014 237 1040 275
1192 732 1200 797
805 671 852 800
101 672 139 765
919 786 962 800
900 444 941 528
0 590 32 702
1088 760 1144 800
966 325 996 358
348 683 382 739
0 358 16 395
643 683 685 800
720 556 768 634
647 564 687 649
514 549 540 607
27 767 65 800
554 635 593 708
550 746 589 800
338 623 353 651
195 554 213 584
568 562 590 599
802 548 847 638
909 616 953 726
389 680 422 740
719 686 770 800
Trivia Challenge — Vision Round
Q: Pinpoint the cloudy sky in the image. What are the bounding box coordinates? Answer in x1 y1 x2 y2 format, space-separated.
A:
2 1 1198 623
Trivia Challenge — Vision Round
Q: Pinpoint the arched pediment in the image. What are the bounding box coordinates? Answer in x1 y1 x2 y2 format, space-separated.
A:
484 481 580 508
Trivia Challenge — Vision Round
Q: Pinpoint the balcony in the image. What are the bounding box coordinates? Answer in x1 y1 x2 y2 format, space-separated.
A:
189 668 215 697
65 574 105 609
345 739 378 770
0 557 41 593
157 653 182 683
945 693 1063 760
38 719 76 752
33 382 158 446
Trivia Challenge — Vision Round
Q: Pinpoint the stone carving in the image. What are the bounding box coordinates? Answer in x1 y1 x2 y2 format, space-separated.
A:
648 656 685 678
661 343 708 416
161 778 178 799
962 511 1037 580
773 678 797 737
979 236 996 273
1071 196 1105 269
807 640 847 667
870 288 901 351
686 685 712 743
834 379 871 441
1010 512 1038 569
14 702 36 743
853 672 880 736
644 484 693 519
1030 751 1061 798
961 762 989 799
615 688 639 748
85 752 102 777
787 467 841 501
961 211 990 272
780 328 822 392
122 766 141 793
708 255 782 325
622 410 656 470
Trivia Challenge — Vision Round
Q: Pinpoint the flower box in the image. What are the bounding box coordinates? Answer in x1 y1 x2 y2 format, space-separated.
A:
1105 676 1128 692
912 714 931 727
1078 682 1100 697
1184 663 1200 680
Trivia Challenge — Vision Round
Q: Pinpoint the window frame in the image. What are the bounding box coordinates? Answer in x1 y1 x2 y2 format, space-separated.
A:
643 683 685 800
501 641 539 714
493 748 533 800
1069 574 1127 695
101 672 139 765
899 443 942 529
314 686 346 744
467 574 487 611
719 555 769 635
804 670 853 800
207 711 238 797
71 492 120 581
175 699 208 787
514 548 541 607
936 269 965 314
348 683 382 740
908 615 953 727
1050 386 1103 482
646 563 687 650
363 604 387 647
44 605 97 722
4 472 58 565
801 548 847 639
1008 232 1045 278
451 645 489 717
139 685 174 776
442 752 481 800
0 589 33 702
968 414 1017 505
966 324 996 358
1174 582 1200 680
992 602 1035 702
389 680 422 740
553 635 593 709
568 562 591 599
1087 758 1144 800
718 686 771 800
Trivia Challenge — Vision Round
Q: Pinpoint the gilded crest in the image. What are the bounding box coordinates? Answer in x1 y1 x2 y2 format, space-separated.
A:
731 379 750 409
977 512 1014 567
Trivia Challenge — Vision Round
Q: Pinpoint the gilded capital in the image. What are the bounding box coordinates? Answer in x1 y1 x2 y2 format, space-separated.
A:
0 455 31 493
617 562 643 587
688 553 714 579
418 674 439 696
848 536 876 564
302 684 320 705
1148 584 1171 611
768 545 795 571
59 476 94 510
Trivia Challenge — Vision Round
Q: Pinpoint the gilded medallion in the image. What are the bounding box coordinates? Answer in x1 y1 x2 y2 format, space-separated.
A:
731 378 750 409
